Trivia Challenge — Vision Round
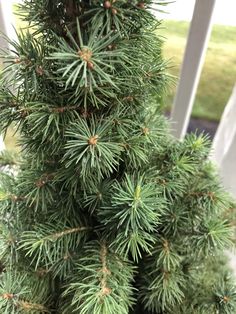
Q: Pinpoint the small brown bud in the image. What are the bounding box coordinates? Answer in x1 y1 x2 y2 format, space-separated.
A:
11 195 19 201
137 2 145 9
88 135 99 145
146 72 152 78
35 180 46 188
102 266 111 275
36 65 44 76
142 127 149 135
63 253 71 260
111 8 117 15
2 293 14 300
223 296 230 303
124 96 134 102
20 110 28 118
161 179 167 185
102 287 112 296
54 107 65 113
78 48 93 62
14 58 21 64
103 1 112 9
87 61 94 70
108 44 117 50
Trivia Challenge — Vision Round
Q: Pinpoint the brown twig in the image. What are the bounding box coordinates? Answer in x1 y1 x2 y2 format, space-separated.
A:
49 226 91 241
99 243 112 297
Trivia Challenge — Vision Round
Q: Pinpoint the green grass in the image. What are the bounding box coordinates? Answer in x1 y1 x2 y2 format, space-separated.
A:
157 20 236 121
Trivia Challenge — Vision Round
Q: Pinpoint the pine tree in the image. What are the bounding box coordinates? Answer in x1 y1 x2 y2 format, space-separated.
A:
0 1 236 313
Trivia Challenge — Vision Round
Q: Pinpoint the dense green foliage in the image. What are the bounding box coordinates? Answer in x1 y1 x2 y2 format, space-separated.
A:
0 1 236 313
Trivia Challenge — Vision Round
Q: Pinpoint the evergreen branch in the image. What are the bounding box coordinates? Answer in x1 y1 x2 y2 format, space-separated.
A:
15 299 49 313
102 173 162 231
0 270 51 313
18 103 81 157
159 203 190 237
61 241 136 314
2 103 81 115
99 243 112 297
0 87 25 135
99 173 163 261
211 280 236 314
183 133 211 160
82 0 161 36
191 219 233 255
0 224 19 265
110 230 156 262
0 294 49 313
16 169 57 212
121 138 148 168
49 19 125 101
0 30 49 91
63 115 122 180
139 268 185 313
83 179 114 213
198 279 236 314
151 238 181 271
19 222 90 270
47 226 91 241
0 151 19 168
187 183 231 215
4 195 26 202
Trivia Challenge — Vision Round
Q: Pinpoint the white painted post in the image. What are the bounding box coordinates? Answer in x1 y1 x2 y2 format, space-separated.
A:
0 1 17 53
211 84 236 197
211 85 236 276
0 2 8 53
171 0 216 139
0 0 17 151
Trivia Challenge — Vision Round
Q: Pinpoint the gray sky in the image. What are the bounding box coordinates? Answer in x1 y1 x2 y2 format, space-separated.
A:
155 0 236 26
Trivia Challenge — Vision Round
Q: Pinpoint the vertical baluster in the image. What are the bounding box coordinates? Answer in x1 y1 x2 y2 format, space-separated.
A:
0 0 17 152
171 0 216 139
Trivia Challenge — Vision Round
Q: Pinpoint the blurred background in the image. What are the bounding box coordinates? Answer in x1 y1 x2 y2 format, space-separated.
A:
155 0 236 135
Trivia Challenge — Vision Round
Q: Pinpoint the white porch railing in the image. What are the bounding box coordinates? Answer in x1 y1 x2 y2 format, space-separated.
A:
0 0 16 50
171 0 216 139
0 0 17 152
211 85 236 196
0 0 236 198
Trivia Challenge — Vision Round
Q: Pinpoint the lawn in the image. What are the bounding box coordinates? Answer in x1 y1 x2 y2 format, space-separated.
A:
157 20 236 121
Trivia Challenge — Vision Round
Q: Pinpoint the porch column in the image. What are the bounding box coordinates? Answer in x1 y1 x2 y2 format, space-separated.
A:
171 0 216 139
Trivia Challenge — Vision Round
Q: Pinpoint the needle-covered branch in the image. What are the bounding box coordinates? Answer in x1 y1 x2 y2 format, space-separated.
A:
19 220 91 273
61 241 136 314
0 0 235 313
